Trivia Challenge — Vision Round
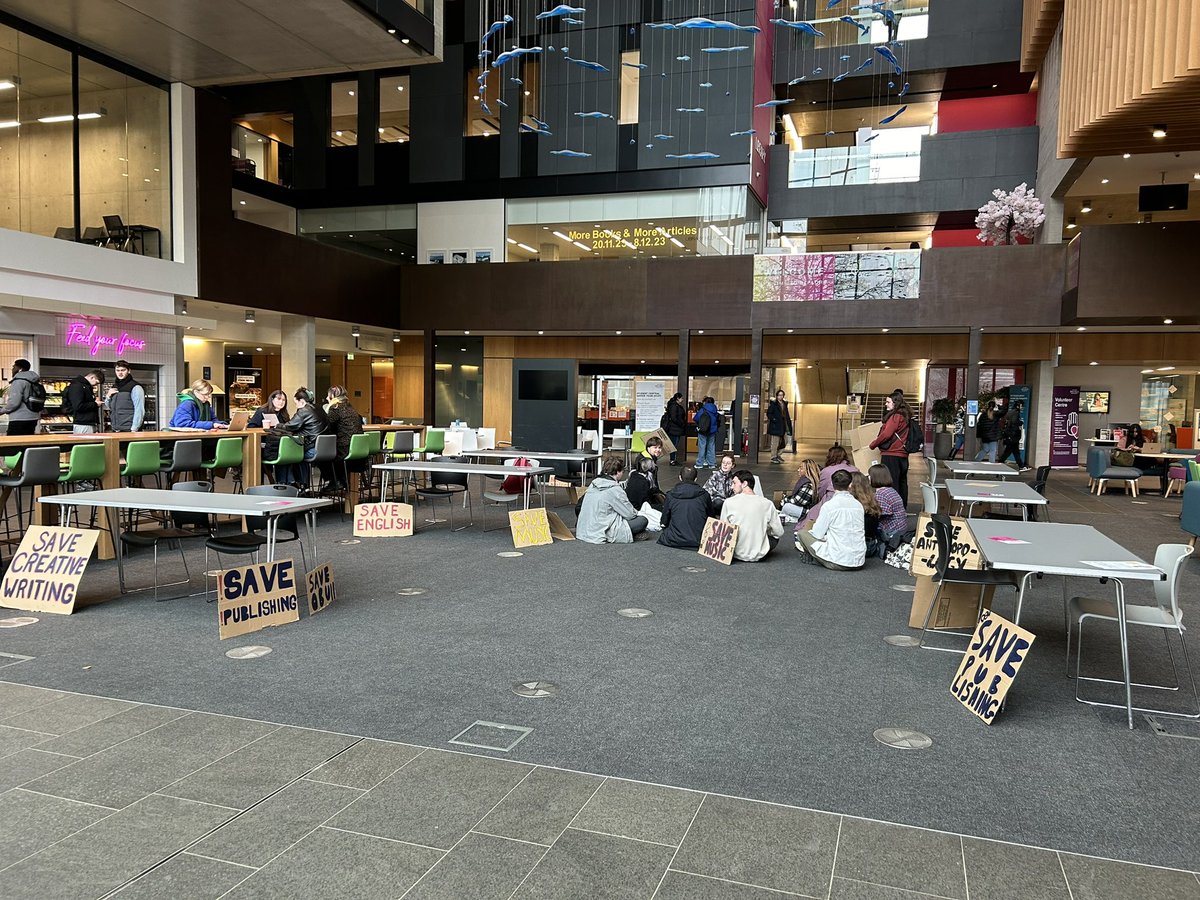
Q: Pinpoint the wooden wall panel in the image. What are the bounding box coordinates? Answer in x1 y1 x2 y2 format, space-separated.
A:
689 335 751 361
981 333 1056 361
392 336 424 419
346 356 374 417
1021 0 1064 73
483 353 513 443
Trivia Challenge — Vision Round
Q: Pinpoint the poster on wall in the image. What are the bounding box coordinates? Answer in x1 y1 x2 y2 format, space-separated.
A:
634 381 666 432
1007 385 1032 454
226 367 263 412
1051 386 1080 466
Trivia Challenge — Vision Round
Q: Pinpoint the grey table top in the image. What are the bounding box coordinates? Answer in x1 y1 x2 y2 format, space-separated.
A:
968 520 1165 580
373 461 554 476
944 460 1017 478
38 488 331 516
466 449 602 462
945 479 1047 505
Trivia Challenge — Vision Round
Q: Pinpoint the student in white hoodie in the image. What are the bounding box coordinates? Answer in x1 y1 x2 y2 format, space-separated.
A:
719 470 783 562
795 468 866 570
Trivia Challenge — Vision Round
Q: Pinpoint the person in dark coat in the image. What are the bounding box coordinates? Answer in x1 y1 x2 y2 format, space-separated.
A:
625 456 665 512
65 369 104 434
665 392 687 465
323 385 365 489
766 389 793 464
657 466 714 549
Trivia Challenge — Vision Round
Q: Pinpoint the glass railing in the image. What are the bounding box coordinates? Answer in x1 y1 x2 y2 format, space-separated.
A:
231 124 294 189
753 250 921 302
787 145 921 189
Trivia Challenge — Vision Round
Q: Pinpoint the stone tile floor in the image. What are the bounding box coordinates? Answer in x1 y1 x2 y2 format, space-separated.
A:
2 682 1198 900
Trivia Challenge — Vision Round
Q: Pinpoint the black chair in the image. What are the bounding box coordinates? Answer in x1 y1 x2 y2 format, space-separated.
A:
203 485 301 598
160 439 203 486
53 227 77 241
103 214 139 253
1029 480 1049 522
415 456 473 531
918 513 1023 653
307 434 337 497
0 447 65 537
1034 465 1051 483
118 481 214 601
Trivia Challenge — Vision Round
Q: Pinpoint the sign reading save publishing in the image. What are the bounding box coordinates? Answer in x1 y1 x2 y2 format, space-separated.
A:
0 527 99 615
218 560 301 640
951 610 1035 724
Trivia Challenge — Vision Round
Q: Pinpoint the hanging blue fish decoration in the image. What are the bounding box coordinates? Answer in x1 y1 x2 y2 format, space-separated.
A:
878 105 907 124
510 77 523 84
788 76 806 85
531 116 551 130
536 5 586 20
839 16 869 34
494 47 543 67
564 56 608 72
563 18 585 25
676 107 705 113
480 101 492 114
898 82 910 97
832 72 849 82
826 0 844 7
755 99 793 107
622 62 648 69
648 18 762 32
769 19 824 37
888 80 895 88
701 46 750 53
864 133 878 141
480 15 513 45
853 58 873 72
666 152 720 159
840 55 851 61
574 111 614 119
497 99 508 108
824 130 835 136
551 149 591 157
882 9 896 24
479 50 492 59
699 82 713 88
654 134 675 140
676 55 691 61
875 45 903 74
812 67 823 74
521 123 552 135
730 129 755 137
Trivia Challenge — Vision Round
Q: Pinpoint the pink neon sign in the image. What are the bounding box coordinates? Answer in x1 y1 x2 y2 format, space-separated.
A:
65 322 147 357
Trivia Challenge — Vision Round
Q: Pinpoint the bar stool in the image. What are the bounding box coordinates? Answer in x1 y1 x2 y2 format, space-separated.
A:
121 440 163 529
413 427 444 460
308 434 337 495
58 443 107 527
365 430 385 498
263 436 304 486
201 437 244 493
0 447 71 536
342 433 373 502
159 439 203 486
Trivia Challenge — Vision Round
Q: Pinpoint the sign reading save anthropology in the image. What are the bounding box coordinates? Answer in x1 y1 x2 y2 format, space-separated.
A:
305 563 336 616
353 503 414 538
0 527 99 615
951 610 1036 724
909 514 982 578
509 508 575 549
217 560 300 640
698 517 738 566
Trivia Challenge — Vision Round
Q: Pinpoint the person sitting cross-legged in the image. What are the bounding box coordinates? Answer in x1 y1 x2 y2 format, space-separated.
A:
795 468 866 571
657 465 714 550
720 469 783 562
577 456 649 544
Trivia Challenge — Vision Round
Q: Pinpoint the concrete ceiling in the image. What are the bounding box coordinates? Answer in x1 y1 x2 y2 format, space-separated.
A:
0 0 434 86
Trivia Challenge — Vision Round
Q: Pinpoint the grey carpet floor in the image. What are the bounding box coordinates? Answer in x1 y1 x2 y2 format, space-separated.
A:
2 459 1197 872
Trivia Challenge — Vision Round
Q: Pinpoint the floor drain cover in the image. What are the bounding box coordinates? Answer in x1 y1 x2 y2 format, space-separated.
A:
884 634 921 647
513 681 559 698
0 616 38 628
225 646 273 660
397 588 427 596
336 539 361 545
891 584 916 593
449 721 532 752
618 608 653 618
680 565 707 573
873 728 932 750
498 551 524 558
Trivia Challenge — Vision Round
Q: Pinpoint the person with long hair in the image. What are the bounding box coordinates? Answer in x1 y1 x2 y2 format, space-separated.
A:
869 388 912 510
324 385 366 489
849 471 882 558
975 400 1001 462
780 457 823 522
275 387 325 487
869 463 909 545
801 445 859 527
703 452 738 510
251 389 291 468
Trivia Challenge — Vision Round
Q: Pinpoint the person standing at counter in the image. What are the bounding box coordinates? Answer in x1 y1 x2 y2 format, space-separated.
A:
3 359 43 436
65 369 104 434
104 360 145 432
169 380 228 430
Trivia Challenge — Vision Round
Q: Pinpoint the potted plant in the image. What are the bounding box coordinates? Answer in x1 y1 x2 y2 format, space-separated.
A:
931 397 955 459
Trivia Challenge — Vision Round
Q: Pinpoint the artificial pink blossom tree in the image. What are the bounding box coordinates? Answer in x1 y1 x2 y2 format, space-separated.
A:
975 182 1046 245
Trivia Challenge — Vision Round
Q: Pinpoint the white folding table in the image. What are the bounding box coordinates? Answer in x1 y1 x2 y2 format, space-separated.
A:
465 449 602 487
373 461 554 511
969 519 1166 729
39 488 332 590
945 479 1047 521
944 460 1017 479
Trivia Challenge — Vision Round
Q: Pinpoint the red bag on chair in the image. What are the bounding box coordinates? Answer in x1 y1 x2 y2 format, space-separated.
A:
500 457 532 494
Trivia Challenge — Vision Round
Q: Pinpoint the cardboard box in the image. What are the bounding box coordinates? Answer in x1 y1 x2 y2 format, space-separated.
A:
852 447 879 474
846 423 879 451
909 576 995 630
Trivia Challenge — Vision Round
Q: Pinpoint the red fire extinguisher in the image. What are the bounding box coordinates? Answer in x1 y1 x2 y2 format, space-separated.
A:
741 429 749 454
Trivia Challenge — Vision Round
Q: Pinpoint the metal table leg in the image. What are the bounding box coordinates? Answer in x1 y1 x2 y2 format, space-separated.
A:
1115 578 1134 729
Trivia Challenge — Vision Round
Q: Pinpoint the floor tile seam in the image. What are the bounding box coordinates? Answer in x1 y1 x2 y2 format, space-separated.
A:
469 829 550 848
829 875 961 900
1054 852 1078 900
824 815 844 900
0 694 70 727
320 823 448 854
650 792 706 899
2 696 142 737
26 746 87 760
28 706 194 767
181 850 261 871
148 723 288 801
0 722 57 738
298 774 367 792
502 845 554 900
0 789 124 874
665 867 816 898
12 786 119 811
151 792 241 812
566 824 680 850
960 835 970 900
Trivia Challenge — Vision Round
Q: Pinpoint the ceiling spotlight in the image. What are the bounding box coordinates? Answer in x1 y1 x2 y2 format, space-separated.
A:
348 90 355 97
698 329 705 334
1076 326 1086 331
1089 361 1098 366
615 330 622 335
392 332 401 343
238 200 246 206
464 330 470 335
640 359 646 364
538 330 544 335
256 347 263 352
1122 152 1131 159
351 324 361 337
1101 178 1109 184
1080 200 1092 213
180 300 188 316
1164 318 1173 324
244 309 255 323
237 350 244 355
1152 125 1167 138
787 328 794 333
881 328 889 333
401 37 410 44
387 28 396 34
1067 217 1077 229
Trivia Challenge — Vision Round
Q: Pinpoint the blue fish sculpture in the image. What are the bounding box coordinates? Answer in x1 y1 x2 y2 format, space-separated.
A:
770 19 824 37
648 17 761 32
878 105 907 124
666 152 720 159
564 56 608 72
536 5 585 20
550 149 591 157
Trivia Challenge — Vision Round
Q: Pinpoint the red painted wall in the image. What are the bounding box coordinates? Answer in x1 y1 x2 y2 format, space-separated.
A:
938 93 1037 133
931 228 980 248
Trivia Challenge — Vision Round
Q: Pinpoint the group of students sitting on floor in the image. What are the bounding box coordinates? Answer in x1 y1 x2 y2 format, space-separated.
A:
575 437 916 567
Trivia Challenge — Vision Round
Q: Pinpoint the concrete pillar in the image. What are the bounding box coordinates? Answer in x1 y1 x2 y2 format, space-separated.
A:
1041 197 1065 244
748 328 763 461
1028 359 1056 468
280 315 316 396
964 327 982 460
677 329 691 463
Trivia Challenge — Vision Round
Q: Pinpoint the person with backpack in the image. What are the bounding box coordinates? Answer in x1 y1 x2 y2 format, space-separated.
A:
63 369 105 434
869 389 914 510
997 400 1027 470
663 392 687 465
2 358 44 436
974 401 1001 462
766 389 793 464
693 395 721 469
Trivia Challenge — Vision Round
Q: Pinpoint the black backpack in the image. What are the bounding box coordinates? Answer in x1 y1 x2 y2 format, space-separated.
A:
903 416 924 454
24 380 47 413
696 409 712 433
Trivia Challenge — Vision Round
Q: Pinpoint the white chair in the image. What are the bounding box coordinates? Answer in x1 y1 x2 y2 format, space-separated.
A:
476 427 496 450
1068 543 1197 718
441 430 464 457
482 457 539 531
920 481 939 515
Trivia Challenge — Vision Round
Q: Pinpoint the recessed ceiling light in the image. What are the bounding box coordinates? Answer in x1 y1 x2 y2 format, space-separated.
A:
616 330 622 335
538 330 544 335
1122 152 1131 159
1067 217 1077 229
1089 361 1098 366
401 37 410 44
1100 178 1109 184
698 329 704 334
239 200 246 205
991 83 997 89
1152 125 1167 138
464 330 470 335
335 131 342 137
256 347 263 351
1080 200 1092 213
714 360 720 363
1076 326 1086 331
387 28 396 34
881 328 889 333
640 359 646 363
348 90 355 96
787 328 794 333
1142 369 1154 374
1164 318 1173 324
1157 366 1176 371
237 350 244 355
880 360 887 364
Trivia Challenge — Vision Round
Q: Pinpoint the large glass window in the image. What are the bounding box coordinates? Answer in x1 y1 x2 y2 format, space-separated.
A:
232 114 293 187
0 22 171 257
378 75 409 143
298 204 416 262
331 80 357 146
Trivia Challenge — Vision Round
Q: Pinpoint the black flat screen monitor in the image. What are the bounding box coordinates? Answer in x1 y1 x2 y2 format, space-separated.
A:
518 369 569 402
1138 183 1189 212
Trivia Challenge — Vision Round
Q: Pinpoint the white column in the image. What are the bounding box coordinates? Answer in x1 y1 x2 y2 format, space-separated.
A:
280 315 316 395
1028 359 1056 467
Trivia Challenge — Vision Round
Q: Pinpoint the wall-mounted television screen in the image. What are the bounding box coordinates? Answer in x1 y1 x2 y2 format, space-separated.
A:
518 369 569 402
1080 390 1110 414
1138 183 1189 212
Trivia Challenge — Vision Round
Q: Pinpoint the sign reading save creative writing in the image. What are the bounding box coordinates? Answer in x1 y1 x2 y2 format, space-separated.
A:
305 563 335 616
698 517 738 566
0 527 99 615
218 560 300 640
353 503 413 538
951 610 1035 724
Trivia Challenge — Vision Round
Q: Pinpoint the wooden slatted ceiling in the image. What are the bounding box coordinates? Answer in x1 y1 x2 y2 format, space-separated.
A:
1058 0 1200 157
1021 0 1064 73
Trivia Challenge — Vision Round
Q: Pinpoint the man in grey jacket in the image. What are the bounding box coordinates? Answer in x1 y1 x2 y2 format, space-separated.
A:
3 359 42 436
576 456 648 544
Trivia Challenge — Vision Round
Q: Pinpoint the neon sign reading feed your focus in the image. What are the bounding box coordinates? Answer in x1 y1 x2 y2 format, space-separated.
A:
65 322 147 357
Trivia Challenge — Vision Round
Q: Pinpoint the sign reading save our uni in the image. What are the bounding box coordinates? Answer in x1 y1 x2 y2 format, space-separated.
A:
218 560 301 640
951 610 1036 724
0 527 99 615
305 563 336 616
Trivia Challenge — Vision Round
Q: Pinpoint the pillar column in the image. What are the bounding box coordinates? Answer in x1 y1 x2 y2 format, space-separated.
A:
280 315 316 396
677 329 690 461
964 327 983 460
748 328 763 461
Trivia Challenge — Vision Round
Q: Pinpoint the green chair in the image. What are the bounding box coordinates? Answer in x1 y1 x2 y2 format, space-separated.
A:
1189 460 1200 484
3 452 21 473
120 440 163 528
201 437 244 493
263 436 304 485
342 433 374 502
58 443 107 527
413 427 444 459
630 431 650 456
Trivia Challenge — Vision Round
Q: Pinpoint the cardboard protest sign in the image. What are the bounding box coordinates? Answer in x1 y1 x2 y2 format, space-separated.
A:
951 610 1035 723
643 427 676 455
698 517 738 566
305 563 336 617
353 502 414 538
510 508 553 548
546 511 575 542
909 514 982 578
0 527 99 615
218 559 301 640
